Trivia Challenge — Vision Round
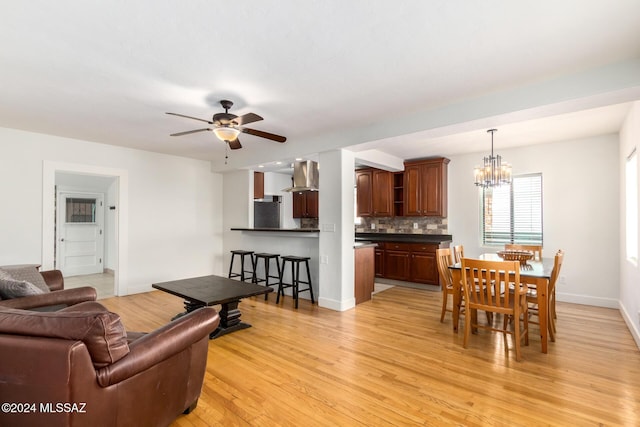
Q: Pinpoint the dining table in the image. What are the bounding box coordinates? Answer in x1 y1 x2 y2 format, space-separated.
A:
449 253 556 353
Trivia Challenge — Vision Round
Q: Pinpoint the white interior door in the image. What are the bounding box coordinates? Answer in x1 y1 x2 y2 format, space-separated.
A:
57 192 105 277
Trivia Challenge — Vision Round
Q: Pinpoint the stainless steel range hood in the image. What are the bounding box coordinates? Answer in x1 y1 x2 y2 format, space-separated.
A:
283 160 319 192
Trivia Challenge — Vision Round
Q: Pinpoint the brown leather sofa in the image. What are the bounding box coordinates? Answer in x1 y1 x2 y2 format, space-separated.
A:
0 267 96 310
0 301 220 426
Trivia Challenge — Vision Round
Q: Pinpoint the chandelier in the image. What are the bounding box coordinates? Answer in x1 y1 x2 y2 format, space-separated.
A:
474 129 512 187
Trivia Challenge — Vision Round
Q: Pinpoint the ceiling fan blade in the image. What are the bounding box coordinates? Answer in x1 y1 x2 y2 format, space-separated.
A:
228 139 242 150
166 112 213 124
232 112 263 126
170 128 212 136
241 127 287 143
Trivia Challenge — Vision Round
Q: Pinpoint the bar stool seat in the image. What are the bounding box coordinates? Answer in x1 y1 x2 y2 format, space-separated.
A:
228 250 255 283
277 255 315 309
252 253 281 300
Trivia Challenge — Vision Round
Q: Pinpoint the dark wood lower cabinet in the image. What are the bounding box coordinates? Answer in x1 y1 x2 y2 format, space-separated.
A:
409 244 438 284
384 249 411 281
376 241 444 286
374 247 385 278
354 246 375 304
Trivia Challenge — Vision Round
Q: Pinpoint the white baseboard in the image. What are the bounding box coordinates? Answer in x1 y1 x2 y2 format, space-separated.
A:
318 296 355 312
619 303 640 350
556 292 618 309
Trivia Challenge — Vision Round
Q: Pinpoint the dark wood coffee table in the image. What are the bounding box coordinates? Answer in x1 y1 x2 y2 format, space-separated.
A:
152 275 273 339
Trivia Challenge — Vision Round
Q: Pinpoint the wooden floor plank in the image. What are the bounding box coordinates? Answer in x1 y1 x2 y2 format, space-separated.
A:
100 286 640 426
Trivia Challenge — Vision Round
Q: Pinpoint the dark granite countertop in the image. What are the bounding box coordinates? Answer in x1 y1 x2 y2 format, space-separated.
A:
231 228 320 233
355 232 452 243
354 241 378 249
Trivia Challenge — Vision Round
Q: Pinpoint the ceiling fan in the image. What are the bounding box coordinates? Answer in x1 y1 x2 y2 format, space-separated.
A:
166 100 287 150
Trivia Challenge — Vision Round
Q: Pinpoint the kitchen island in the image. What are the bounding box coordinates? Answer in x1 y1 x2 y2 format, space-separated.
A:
229 228 320 300
354 241 377 304
231 227 320 233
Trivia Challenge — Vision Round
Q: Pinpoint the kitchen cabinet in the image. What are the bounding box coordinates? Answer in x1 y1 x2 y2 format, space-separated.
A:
374 243 385 278
384 242 411 281
354 245 375 304
375 240 442 285
254 171 264 199
404 157 449 217
393 172 404 217
355 168 393 217
409 243 438 284
355 169 373 216
293 191 318 218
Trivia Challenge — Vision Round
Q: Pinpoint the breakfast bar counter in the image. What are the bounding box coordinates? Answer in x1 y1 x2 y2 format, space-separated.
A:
231 227 320 233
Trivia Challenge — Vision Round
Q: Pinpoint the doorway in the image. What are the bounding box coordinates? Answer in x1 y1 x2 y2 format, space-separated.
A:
42 161 128 297
56 191 105 277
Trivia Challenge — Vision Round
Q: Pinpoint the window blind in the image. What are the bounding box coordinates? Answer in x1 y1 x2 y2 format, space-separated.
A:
482 174 542 245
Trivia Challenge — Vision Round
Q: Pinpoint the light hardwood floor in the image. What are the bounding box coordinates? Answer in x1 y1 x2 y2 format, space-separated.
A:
100 286 640 426
64 272 114 299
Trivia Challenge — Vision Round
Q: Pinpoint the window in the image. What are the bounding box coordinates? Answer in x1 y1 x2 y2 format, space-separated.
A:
481 174 543 246
65 198 97 223
626 149 638 264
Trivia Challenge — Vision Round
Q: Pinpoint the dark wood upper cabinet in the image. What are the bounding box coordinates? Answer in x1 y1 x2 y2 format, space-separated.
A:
403 157 449 217
372 169 393 216
254 171 264 199
356 168 393 217
305 191 319 218
355 170 373 216
293 191 318 218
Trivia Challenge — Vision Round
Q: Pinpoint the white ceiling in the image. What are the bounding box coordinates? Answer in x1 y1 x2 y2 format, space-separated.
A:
1 1 639 173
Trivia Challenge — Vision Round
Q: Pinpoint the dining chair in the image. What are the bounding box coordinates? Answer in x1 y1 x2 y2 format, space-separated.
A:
436 248 455 322
504 244 542 261
525 250 564 339
452 244 464 264
461 258 529 362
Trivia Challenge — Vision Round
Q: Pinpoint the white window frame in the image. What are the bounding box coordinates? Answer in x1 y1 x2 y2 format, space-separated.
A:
626 149 638 266
480 173 543 246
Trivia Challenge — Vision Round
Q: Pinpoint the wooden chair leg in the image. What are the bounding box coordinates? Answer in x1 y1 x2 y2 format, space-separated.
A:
513 311 522 362
463 308 471 348
440 289 448 322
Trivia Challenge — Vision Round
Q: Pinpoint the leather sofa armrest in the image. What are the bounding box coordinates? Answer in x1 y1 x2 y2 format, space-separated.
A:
0 286 97 310
96 307 219 387
40 269 64 291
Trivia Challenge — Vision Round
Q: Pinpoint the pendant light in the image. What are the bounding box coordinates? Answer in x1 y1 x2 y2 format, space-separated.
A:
474 129 512 187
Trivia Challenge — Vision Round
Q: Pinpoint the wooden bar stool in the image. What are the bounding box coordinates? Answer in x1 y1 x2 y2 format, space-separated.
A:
228 250 255 283
251 253 281 300
277 255 315 309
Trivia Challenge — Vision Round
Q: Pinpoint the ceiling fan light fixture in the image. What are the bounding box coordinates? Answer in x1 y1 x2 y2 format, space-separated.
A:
212 126 240 142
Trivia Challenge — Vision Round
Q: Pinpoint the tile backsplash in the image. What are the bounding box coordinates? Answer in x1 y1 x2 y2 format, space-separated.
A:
355 217 448 234
300 218 319 229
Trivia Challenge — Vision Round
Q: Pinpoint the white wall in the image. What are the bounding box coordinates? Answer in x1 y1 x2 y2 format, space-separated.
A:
0 127 223 294
318 149 356 311
448 134 620 308
619 101 640 347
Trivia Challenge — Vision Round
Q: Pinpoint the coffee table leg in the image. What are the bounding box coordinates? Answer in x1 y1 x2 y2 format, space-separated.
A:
209 300 252 339
171 300 205 321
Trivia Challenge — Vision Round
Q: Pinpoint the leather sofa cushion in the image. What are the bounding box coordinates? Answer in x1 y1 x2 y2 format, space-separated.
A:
0 278 46 299
0 301 129 368
0 265 50 293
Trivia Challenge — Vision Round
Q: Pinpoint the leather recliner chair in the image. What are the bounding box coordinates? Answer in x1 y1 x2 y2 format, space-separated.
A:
0 266 97 310
0 301 220 426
